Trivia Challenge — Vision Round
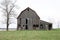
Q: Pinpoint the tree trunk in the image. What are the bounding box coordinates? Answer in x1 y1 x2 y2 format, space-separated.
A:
6 13 9 31
6 23 9 31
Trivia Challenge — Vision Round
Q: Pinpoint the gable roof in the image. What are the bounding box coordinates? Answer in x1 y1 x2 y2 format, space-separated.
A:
17 7 40 19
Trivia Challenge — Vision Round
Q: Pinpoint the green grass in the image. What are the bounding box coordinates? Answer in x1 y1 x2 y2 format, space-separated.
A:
0 30 60 40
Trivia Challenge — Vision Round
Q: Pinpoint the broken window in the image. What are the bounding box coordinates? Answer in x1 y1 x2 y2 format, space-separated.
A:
33 25 39 27
33 24 39 30
27 8 29 11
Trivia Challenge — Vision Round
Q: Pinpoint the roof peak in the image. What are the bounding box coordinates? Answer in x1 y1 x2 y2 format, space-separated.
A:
26 7 30 8
26 7 32 9
24 7 33 11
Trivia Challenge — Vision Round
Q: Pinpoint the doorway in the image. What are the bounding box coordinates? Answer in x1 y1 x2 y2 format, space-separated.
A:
40 24 43 29
25 25 28 30
48 24 52 30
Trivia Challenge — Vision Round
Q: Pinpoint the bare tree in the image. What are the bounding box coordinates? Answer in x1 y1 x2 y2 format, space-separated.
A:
0 0 17 31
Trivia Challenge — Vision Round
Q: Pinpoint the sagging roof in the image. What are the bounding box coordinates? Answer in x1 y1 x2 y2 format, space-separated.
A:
40 20 52 24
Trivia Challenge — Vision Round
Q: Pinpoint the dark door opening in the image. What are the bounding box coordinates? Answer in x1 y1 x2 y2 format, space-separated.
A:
25 18 28 30
48 24 52 30
25 25 28 30
26 19 28 24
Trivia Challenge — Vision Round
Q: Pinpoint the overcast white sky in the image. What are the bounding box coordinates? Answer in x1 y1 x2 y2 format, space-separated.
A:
0 0 60 29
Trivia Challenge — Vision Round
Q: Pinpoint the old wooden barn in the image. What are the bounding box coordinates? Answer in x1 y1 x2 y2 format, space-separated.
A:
17 7 52 30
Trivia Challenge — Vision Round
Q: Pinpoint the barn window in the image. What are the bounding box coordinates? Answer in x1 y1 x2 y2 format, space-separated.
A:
40 24 43 26
33 24 39 30
33 25 39 27
27 8 29 11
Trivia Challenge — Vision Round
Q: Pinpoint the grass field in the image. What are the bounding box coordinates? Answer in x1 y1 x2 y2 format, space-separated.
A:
0 29 60 40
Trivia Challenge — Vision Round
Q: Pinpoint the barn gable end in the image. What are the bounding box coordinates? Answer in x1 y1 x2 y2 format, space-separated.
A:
17 7 40 19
